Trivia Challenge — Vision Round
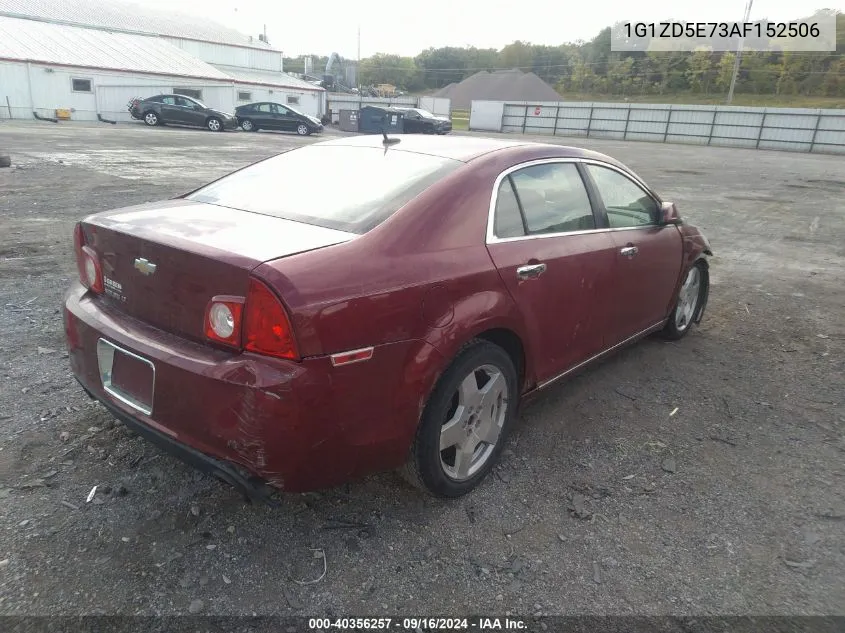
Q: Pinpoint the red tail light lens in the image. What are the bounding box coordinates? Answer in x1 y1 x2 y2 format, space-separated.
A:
203 296 244 348
74 223 103 294
243 277 298 360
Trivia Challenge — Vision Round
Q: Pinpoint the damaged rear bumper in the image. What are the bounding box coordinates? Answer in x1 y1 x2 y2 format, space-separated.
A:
63 283 443 494
77 379 279 504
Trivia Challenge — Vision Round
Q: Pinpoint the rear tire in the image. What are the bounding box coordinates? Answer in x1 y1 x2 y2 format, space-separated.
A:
207 117 223 132
240 119 256 132
143 111 159 126
662 261 708 340
401 340 518 498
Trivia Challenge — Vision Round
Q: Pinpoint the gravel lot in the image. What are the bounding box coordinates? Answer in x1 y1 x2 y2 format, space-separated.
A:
0 120 843 618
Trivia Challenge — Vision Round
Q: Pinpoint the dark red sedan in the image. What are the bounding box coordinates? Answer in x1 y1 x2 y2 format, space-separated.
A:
64 135 712 499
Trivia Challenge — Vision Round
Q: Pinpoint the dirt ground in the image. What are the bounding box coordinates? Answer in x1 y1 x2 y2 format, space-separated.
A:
0 121 843 618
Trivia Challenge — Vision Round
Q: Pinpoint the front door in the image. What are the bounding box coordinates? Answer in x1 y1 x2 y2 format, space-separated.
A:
172 96 203 125
582 163 683 341
272 104 299 131
486 160 618 383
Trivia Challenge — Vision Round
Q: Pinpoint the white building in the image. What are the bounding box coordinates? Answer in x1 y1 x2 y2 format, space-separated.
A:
0 0 326 121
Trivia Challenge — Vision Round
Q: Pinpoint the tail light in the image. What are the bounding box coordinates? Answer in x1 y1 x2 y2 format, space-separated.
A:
202 278 298 360
203 296 244 348
243 277 298 360
74 223 103 294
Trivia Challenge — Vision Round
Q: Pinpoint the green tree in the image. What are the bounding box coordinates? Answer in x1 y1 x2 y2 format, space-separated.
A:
358 54 420 91
686 50 716 94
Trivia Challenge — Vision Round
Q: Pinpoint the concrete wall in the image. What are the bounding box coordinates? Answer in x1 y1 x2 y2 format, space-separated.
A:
0 60 323 121
469 99 845 155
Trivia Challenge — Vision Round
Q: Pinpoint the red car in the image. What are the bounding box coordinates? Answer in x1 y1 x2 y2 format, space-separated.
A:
64 135 712 499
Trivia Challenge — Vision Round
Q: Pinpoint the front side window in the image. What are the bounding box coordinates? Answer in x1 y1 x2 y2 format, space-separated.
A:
585 165 658 228
509 163 595 235
273 104 290 115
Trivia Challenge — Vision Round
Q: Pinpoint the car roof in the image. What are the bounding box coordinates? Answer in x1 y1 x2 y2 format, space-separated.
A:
313 134 608 163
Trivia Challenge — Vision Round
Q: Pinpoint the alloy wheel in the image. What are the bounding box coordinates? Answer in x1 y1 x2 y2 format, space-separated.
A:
674 266 701 331
439 364 509 481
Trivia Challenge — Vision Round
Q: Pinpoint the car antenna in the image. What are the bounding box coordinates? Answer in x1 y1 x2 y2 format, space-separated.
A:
382 126 400 147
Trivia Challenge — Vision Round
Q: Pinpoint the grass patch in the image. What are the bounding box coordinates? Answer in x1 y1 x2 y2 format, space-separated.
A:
450 110 469 130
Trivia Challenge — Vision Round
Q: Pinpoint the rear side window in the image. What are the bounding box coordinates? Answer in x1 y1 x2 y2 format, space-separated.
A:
187 145 461 234
493 178 526 238
505 163 595 235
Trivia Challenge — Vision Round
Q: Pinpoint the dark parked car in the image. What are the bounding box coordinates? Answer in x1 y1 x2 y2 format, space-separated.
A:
235 102 323 135
398 107 452 134
64 135 712 499
129 94 238 131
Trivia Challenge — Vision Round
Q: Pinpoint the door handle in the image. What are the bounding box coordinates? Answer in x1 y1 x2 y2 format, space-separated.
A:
620 246 638 258
516 263 547 280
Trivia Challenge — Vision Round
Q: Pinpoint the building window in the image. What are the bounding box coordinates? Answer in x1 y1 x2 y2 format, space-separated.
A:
71 78 92 93
237 91 252 101
286 95 300 105
174 88 202 100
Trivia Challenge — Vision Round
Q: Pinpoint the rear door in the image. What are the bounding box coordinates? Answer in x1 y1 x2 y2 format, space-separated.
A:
485 159 618 383
252 103 275 128
582 162 682 342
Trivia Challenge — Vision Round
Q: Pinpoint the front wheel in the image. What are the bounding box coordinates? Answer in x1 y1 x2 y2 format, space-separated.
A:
401 340 519 497
296 123 310 136
207 117 223 132
662 261 708 340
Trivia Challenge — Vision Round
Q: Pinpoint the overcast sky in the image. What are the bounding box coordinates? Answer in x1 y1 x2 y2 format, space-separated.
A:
141 0 843 58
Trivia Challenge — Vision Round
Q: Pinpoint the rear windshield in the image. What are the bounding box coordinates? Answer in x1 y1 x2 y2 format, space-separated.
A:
186 145 461 234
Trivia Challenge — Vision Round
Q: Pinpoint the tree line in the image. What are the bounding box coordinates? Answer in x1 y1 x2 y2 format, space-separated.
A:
284 13 844 98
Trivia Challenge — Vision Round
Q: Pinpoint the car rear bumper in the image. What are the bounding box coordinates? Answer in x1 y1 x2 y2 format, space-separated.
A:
63 283 442 493
78 380 279 503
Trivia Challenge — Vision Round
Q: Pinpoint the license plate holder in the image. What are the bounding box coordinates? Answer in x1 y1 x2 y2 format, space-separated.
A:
97 339 155 415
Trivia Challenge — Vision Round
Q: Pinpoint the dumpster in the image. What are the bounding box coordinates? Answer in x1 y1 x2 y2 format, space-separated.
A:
358 106 405 134
339 109 359 132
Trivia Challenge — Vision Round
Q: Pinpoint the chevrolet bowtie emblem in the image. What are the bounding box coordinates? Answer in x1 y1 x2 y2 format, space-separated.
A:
133 257 157 276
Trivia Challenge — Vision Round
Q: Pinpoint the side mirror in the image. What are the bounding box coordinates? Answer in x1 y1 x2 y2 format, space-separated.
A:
660 201 681 225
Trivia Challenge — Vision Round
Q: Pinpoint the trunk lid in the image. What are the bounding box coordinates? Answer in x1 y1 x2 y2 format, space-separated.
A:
81 199 355 342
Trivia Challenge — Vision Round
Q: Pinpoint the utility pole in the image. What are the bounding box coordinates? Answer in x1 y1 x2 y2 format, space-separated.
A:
726 0 754 104
357 25 361 91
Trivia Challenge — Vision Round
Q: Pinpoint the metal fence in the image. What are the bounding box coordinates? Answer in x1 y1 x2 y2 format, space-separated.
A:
468 100 845 155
